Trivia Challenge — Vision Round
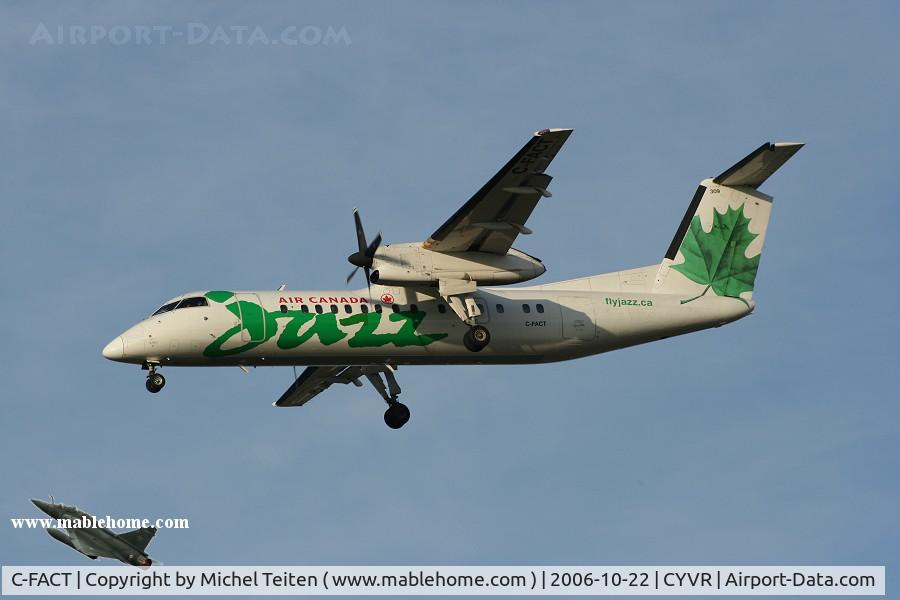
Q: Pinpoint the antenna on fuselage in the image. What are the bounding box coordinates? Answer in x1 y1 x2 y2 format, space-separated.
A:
277 283 287 291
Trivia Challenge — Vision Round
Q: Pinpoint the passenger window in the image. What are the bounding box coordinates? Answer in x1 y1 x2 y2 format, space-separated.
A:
374 304 383 313
301 305 309 313
315 305 323 314
280 305 288 313
344 305 352 314
330 305 338 314
437 304 447 314
523 304 531 314
496 304 505 313
361 304 369 314
391 304 400 313
410 304 418 312
536 303 544 313
152 301 179 316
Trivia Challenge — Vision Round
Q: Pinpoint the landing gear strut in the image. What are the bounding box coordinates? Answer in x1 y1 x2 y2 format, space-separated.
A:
463 325 491 352
144 364 165 393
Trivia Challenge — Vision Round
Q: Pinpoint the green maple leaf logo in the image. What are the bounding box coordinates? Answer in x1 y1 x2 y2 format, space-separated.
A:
671 205 760 305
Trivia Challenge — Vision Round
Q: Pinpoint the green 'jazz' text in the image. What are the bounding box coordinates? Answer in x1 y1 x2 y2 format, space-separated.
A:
202 291 448 357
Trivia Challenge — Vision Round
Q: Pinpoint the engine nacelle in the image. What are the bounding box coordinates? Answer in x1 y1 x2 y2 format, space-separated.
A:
369 243 545 286
370 265 432 285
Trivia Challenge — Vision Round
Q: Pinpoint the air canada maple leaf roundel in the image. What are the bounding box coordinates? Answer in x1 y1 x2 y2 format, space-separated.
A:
380 293 394 304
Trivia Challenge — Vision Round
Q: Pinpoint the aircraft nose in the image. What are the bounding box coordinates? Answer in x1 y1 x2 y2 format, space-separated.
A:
31 498 49 512
102 336 125 361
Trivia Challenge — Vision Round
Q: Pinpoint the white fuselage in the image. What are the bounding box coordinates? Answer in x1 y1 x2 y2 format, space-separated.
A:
103 266 753 369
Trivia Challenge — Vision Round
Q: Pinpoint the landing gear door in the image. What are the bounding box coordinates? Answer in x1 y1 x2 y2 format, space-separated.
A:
235 293 267 342
473 299 489 325
561 297 595 340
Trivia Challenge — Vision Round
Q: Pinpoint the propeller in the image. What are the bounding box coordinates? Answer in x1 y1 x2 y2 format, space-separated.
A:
346 208 382 295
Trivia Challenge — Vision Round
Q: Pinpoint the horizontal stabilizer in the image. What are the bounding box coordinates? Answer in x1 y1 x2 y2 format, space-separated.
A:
714 142 804 189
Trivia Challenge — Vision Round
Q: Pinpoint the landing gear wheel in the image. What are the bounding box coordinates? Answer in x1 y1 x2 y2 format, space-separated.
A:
384 402 410 429
145 372 166 393
463 325 491 352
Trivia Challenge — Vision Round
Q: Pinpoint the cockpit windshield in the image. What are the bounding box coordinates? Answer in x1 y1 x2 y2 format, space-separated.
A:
151 296 208 316
152 301 179 316
177 296 208 309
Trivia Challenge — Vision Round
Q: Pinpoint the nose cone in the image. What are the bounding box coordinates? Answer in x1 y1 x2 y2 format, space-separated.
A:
102 336 125 361
32 498 64 519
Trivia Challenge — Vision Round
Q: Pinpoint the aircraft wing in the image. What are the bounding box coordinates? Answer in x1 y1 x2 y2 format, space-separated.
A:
274 366 362 407
423 128 573 254
119 527 157 552
67 531 106 558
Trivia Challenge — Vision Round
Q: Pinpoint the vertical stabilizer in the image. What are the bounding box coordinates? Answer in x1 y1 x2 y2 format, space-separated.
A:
653 142 802 304
118 527 157 552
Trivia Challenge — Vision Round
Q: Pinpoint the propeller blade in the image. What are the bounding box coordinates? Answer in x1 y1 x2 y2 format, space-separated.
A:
347 209 382 294
366 232 382 258
353 208 367 254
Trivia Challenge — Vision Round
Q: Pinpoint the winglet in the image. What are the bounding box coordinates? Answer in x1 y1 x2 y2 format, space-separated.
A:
713 142 804 189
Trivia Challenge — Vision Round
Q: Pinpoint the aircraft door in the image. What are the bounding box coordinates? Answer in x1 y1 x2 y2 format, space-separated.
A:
561 297 595 340
234 293 267 342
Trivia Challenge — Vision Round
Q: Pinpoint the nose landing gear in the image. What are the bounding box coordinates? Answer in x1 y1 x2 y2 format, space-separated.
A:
146 372 165 393
144 364 166 393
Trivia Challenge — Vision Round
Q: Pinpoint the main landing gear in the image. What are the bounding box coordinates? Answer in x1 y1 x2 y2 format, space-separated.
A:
363 366 410 429
463 324 491 352
384 401 411 430
439 284 492 353
143 363 166 393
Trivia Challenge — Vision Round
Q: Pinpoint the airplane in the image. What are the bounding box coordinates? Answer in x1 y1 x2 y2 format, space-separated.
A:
102 129 803 429
30 498 157 566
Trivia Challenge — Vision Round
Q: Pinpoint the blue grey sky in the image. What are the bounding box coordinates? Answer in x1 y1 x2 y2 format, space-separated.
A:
1 0 898 596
